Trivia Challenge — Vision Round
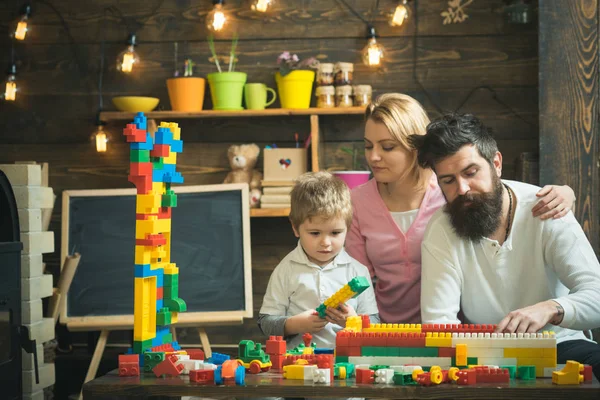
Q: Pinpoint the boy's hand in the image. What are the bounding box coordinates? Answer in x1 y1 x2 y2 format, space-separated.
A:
325 303 356 328
285 309 328 335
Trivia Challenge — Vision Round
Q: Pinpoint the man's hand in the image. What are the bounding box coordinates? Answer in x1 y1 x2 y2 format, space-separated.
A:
532 185 575 220
495 300 564 334
325 303 357 328
284 309 328 336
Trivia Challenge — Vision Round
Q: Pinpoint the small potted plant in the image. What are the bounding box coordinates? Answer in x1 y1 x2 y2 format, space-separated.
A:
166 57 207 112
331 144 372 189
206 34 247 110
275 51 319 109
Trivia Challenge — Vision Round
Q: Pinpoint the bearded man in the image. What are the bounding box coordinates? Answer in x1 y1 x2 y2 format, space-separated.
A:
410 113 600 380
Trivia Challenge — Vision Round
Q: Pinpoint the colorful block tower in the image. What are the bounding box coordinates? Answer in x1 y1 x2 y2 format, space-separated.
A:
122 112 186 355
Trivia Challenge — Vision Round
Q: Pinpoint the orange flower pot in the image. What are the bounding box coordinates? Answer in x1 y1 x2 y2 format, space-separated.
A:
166 77 206 112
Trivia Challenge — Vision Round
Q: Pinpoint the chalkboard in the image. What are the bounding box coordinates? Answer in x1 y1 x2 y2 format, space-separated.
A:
60 183 252 331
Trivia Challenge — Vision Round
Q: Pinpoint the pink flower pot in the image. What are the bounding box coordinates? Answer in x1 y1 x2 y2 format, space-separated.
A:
331 171 372 189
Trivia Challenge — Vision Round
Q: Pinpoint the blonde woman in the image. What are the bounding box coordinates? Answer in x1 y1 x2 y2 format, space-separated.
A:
345 93 575 324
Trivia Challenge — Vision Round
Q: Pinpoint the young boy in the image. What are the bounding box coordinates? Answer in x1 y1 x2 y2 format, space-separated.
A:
258 171 379 350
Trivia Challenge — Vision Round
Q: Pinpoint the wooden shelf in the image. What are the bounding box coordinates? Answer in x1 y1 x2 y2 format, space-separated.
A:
99 107 366 121
250 208 290 218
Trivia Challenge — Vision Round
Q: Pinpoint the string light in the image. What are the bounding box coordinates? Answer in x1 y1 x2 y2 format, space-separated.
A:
362 26 385 67
93 124 108 153
252 0 275 12
4 64 17 101
14 3 32 40
116 34 140 73
389 0 410 27
206 0 228 32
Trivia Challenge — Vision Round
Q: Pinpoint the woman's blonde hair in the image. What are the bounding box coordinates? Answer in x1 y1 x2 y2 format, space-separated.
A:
289 171 353 229
365 93 430 186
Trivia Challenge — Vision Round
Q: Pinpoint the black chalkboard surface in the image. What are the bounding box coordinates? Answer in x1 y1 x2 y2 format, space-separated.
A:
60 183 252 330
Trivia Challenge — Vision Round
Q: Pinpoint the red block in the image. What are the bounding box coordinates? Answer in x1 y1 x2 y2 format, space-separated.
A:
119 354 139 363
475 368 509 384
151 144 170 157
119 361 140 377
157 207 172 219
583 365 593 382
361 314 370 329
137 234 167 246
336 331 349 347
336 346 349 356
416 372 432 386
356 368 374 384
153 354 184 378
156 286 163 299
187 349 205 360
128 174 152 194
270 354 285 371
347 346 361 357
190 369 214 384
130 162 153 176
266 336 286 355
457 369 477 385
438 347 456 358
151 343 175 353
123 123 147 143
348 332 362 347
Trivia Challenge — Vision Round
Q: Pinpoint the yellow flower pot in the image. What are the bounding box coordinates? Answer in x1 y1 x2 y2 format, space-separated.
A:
275 70 315 109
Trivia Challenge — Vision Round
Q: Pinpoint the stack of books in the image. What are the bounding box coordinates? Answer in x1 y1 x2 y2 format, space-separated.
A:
260 181 293 209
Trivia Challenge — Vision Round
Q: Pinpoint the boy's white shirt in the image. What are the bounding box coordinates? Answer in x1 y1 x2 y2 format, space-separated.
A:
260 241 379 350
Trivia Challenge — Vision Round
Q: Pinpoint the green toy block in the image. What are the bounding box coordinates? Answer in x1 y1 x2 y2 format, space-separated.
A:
386 347 401 357
156 307 172 326
162 190 177 207
348 276 370 294
369 365 390 371
133 339 153 354
396 347 439 357
131 150 150 162
467 357 478 366
164 297 186 312
517 366 536 380
501 365 517 379
152 156 164 169
164 279 179 299
393 372 417 386
143 352 165 372
362 347 388 357
335 356 349 364
162 333 173 344
334 362 355 378
316 304 327 318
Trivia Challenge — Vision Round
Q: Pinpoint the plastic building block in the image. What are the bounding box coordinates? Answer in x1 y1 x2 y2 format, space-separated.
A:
517 365 536 380
583 365 593 382
283 365 318 380
474 367 510 384
313 368 332 384
356 368 375 384
375 368 395 384
118 355 140 377
235 365 246 385
189 368 214 384
153 354 184 378
186 349 205 360
455 343 467 366
266 336 286 355
393 372 417 385
303 333 313 347
315 348 334 355
501 365 517 379
214 366 223 385
177 359 203 375
207 352 230 365
316 277 370 318
552 361 584 385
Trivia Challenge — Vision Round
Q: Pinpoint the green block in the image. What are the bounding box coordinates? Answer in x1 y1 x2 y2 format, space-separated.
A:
334 362 355 378
467 357 478 365
335 356 349 364
501 365 517 379
162 333 173 344
362 347 388 357
386 347 401 357
152 156 164 169
131 150 150 162
156 307 172 326
393 372 417 386
143 352 165 372
164 281 179 299
164 297 186 312
316 304 327 319
133 339 153 354
348 276 370 295
162 191 177 207
517 366 536 380
422 366 431 372
369 365 390 371
396 347 439 357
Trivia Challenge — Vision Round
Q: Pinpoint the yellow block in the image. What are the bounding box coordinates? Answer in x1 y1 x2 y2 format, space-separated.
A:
302 347 314 355
164 263 179 275
346 316 362 332
425 332 452 347
171 311 178 324
164 151 178 165
552 361 583 385
134 276 157 342
544 347 557 359
160 121 181 140
505 348 544 358
135 245 152 265
152 182 166 195
136 216 171 239
136 193 162 214
518 357 557 377
363 323 421 333
151 246 167 263
283 365 309 380
456 343 467 366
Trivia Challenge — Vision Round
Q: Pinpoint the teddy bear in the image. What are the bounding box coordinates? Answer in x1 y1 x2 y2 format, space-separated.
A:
223 143 263 208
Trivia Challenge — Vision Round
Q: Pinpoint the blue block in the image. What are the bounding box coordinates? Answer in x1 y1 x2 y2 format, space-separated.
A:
170 139 183 153
155 299 163 310
314 348 334 355
156 326 169 337
134 112 147 130
235 365 245 385
172 341 181 351
163 172 184 184
151 335 163 347
154 127 173 145
207 352 230 365
214 366 223 385
134 264 152 278
131 133 154 150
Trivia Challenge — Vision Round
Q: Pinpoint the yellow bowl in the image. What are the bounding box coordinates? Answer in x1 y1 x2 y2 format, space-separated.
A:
112 96 160 112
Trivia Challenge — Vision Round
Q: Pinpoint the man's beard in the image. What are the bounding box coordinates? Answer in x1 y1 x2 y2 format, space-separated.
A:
444 173 504 242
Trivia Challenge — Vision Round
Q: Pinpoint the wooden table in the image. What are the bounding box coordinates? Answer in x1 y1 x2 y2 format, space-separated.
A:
83 369 600 399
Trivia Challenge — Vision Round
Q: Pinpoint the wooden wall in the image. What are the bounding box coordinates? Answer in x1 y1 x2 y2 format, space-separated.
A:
0 0 540 347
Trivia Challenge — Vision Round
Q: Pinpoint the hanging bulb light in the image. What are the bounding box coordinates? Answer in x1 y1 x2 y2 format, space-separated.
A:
206 0 228 32
252 0 275 12
14 3 32 41
362 26 386 67
91 119 109 153
116 34 140 73
4 64 17 101
389 0 410 27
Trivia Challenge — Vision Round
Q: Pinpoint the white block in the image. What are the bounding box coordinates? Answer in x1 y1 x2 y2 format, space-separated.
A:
196 362 217 370
22 390 44 400
375 369 395 384
303 365 318 380
22 344 44 370
177 359 203 375
0 164 42 186
12 186 54 209
313 368 331 384
412 357 452 368
22 363 55 394
22 299 43 325
464 348 505 358
24 318 55 343
21 254 44 278
18 209 43 233
21 231 54 255
22 274 53 301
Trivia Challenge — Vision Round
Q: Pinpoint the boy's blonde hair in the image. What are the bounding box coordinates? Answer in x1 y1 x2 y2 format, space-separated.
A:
289 171 353 229
366 93 430 187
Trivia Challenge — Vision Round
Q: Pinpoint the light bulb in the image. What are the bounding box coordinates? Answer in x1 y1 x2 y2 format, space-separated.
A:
4 65 17 101
94 125 108 153
252 0 274 12
390 0 410 27
117 35 139 73
207 1 227 32
14 4 31 41
362 28 385 67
